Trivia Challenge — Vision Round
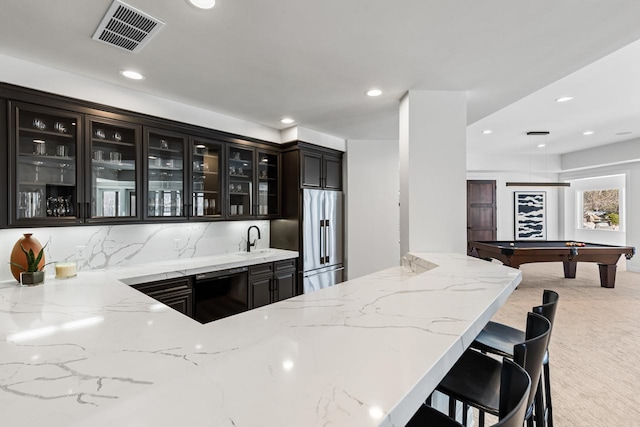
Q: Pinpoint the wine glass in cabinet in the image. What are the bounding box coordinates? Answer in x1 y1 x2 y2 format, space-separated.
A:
191 137 222 218
257 149 280 217
144 128 187 219
86 116 141 221
10 101 82 225
227 145 253 217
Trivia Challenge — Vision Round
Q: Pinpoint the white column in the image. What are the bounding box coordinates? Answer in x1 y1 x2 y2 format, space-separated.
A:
399 90 467 256
346 139 400 280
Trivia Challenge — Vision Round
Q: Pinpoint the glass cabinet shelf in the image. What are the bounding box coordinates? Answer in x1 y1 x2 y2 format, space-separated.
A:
89 117 140 219
192 139 222 218
13 103 80 222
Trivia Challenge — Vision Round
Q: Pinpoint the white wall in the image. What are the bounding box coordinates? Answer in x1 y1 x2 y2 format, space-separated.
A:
466 171 562 241
562 173 627 245
0 221 270 282
560 141 640 272
0 53 281 143
345 139 399 280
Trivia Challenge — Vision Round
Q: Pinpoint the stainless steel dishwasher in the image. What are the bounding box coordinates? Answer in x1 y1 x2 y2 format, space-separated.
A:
194 266 248 324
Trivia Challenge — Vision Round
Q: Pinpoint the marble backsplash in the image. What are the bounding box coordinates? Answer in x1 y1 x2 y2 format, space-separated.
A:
0 221 270 282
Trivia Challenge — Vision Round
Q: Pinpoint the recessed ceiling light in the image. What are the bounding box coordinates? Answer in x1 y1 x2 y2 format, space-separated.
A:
537 144 546 148
195 144 206 149
119 70 144 80
482 129 492 135
281 118 295 124
188 0 215 9
366 89 382 97
583 130 595 136
555 96 573 103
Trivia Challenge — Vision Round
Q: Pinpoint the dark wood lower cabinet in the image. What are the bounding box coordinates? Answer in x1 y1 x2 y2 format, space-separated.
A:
249 259 297 309
132 277 193 317
132 259 296 318
250 275 272 309
275 260 296 301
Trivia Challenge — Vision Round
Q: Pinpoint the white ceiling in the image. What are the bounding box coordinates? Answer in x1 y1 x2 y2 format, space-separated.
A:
1 0 640 156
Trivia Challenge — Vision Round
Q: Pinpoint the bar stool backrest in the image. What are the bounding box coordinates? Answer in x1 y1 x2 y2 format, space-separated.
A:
494 358 531 427
531 289 559 339
512 312 551 414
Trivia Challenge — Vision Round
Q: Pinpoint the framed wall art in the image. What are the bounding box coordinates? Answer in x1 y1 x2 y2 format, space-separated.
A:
514 191 546 240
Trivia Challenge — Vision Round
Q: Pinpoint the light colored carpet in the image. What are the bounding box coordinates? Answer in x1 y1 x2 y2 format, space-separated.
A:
488 261 640 426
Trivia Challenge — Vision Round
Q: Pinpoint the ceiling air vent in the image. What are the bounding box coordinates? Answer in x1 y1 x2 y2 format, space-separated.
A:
92 0 164 53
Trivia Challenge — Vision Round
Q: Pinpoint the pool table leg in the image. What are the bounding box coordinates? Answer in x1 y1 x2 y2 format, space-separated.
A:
598 264 617 288
562 261 577 278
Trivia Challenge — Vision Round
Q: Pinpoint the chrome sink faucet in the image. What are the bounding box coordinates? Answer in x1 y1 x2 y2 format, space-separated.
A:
247 225 261 252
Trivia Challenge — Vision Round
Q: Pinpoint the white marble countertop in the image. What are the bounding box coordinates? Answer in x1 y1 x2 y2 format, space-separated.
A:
0 252 520 427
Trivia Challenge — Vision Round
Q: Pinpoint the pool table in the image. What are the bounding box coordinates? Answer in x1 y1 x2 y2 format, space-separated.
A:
468 240 636 288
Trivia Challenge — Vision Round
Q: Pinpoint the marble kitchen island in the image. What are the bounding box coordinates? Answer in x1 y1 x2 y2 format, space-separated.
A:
0 252 520 427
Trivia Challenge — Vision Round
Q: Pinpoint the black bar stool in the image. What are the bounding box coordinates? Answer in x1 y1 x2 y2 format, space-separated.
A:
435 312 551 427
472 290 559 427
407 358 531 427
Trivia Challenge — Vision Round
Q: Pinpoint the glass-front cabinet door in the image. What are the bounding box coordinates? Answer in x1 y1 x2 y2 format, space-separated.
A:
145 128 187 219
10 102 82 225
191 137 223 218
87 116 141 221
227 145 253 217
257 149 280 217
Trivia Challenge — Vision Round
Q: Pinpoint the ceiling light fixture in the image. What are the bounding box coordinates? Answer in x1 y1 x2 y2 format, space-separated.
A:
366 89 382 97
555 96 573 103
506 131 570 187
482 129 493 135
582 130 595 136
188 0 216 9
281 118 295 124
119 70 144 80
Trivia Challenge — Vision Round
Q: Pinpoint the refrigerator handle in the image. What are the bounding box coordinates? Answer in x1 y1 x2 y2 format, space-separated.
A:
319 219 325 264
325 219 330 264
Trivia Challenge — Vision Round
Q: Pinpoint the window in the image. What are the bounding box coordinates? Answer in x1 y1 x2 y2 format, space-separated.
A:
581 189 620 230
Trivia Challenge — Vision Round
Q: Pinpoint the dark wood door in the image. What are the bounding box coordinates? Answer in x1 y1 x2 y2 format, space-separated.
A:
301 151 322 188
275 270 296 302
158 291 193 317
249 276 272 309
323 155 342 190
132 277 193 317
467 180 497 255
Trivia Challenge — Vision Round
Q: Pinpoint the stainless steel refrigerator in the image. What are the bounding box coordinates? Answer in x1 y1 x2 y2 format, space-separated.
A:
302 189 344 293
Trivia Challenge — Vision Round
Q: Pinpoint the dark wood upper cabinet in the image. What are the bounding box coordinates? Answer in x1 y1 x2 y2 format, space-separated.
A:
0 83 307 228
301 151 323 188
85 115 142 223
226 144 280 219
300 146 342 190
143 127 189 221
323 154 342 190
190 136 224 219
8 101 84 226
0 99 7 228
